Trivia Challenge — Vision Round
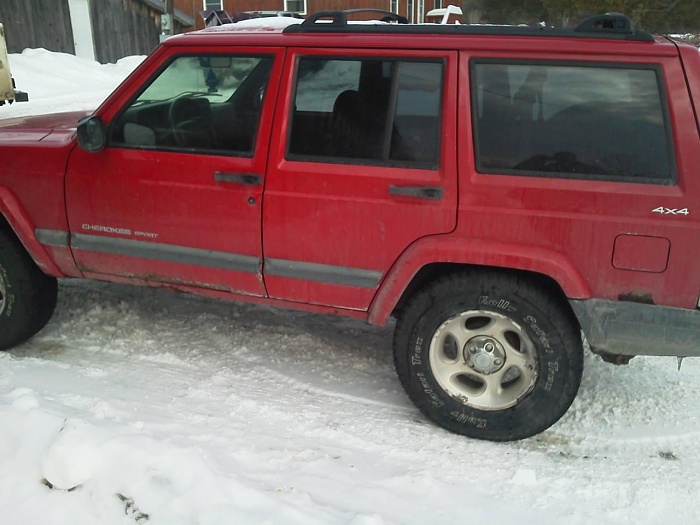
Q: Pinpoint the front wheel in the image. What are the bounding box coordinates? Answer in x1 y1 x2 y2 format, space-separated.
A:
393 271 583 441
0 229 58 350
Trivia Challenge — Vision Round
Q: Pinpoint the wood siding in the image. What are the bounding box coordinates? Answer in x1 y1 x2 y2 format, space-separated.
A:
0 0 75 54
90 0 160 64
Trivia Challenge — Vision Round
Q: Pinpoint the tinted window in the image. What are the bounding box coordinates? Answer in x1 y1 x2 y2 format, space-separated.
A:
288 57 443 169
472 61 674 183
111 55 274 155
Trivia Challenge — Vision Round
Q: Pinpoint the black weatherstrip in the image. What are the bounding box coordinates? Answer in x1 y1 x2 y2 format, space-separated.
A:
264 258 382 289
71 233 260 273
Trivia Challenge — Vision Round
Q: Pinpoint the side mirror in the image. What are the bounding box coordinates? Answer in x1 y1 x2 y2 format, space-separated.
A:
76 116 106 152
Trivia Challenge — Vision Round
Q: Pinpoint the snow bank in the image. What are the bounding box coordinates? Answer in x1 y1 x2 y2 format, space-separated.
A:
2 48 144 119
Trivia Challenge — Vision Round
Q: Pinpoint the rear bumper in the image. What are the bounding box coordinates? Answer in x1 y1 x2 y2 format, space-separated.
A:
570 299 700 358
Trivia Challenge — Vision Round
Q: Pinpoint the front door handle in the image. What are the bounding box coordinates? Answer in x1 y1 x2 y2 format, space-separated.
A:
389 185 443 200
214 172 262 186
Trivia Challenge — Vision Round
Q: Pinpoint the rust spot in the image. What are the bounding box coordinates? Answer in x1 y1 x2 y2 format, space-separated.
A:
618 291 654 305
592 349 635 365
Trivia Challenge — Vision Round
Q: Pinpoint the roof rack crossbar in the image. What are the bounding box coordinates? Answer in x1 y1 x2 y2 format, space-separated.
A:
299 9 408 28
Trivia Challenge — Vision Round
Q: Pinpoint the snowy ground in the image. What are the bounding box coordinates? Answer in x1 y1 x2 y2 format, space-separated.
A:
2 50 700 525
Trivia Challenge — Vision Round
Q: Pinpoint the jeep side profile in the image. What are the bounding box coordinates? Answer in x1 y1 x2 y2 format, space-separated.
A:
1 11 699 441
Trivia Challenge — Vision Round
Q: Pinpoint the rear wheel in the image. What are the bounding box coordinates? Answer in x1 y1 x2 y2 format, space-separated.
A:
393 270 583 441
0 229 58 350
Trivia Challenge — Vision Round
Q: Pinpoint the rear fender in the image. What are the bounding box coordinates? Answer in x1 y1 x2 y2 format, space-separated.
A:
368 236 591 325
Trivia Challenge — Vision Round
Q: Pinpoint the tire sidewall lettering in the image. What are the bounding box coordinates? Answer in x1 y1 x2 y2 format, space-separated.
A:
0 260 13 318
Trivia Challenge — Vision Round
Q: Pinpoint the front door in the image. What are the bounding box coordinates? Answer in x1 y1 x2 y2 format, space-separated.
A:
66 47 284 296
263 49 458 310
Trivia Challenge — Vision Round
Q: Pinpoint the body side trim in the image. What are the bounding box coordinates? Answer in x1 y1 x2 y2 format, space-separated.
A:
71 233 260 273
265 257 383 289
35 228 70 247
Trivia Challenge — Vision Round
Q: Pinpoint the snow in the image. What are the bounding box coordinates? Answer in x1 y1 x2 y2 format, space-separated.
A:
205 17 302 32
2 49 700 525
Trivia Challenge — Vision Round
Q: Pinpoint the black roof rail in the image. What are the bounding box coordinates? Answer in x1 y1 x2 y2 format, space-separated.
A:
283 10 654 42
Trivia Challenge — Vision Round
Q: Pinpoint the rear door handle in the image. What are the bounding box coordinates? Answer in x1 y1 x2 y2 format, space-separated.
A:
214 172 262 186
389 185 443 200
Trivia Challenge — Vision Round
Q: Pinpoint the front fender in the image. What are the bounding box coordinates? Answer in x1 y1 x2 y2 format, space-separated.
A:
367 235 592 325
0 187 64 277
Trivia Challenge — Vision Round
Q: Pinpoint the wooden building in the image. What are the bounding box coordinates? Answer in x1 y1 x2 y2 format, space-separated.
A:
0 0 194 63
176 0 454 30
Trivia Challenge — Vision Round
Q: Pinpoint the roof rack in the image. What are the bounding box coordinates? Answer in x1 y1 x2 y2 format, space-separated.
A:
283 11 654 42
298 9 408 28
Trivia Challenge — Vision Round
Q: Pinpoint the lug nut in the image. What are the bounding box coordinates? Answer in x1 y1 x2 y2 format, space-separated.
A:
485 343 494 352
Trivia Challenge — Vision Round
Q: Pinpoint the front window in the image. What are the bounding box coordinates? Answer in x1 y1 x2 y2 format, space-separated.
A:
111 54 274 156
471 60 674 183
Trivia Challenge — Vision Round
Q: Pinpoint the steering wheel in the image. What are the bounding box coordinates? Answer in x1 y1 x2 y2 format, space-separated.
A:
168 96 208 147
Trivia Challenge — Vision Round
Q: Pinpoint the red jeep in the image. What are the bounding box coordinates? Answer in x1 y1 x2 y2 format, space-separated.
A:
1 11 699 441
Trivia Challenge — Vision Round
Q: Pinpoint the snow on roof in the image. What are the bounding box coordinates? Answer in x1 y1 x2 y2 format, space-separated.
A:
203 17 303 32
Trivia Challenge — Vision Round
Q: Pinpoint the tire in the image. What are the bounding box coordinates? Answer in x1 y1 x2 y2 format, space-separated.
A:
393 270 583 441
0 228 58 350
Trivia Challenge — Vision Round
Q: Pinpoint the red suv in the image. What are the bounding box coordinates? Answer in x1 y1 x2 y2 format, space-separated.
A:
1 11 699 441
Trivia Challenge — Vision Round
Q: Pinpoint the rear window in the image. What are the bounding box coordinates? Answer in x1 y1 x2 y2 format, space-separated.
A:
471 60 675 184
288 57 444 169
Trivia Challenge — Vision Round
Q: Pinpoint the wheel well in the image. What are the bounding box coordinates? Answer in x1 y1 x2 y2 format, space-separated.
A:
390 263 578 325
0 213 34 259
0 213 12 234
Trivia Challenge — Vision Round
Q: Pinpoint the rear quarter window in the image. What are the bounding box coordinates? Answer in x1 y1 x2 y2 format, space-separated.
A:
471 60 675 184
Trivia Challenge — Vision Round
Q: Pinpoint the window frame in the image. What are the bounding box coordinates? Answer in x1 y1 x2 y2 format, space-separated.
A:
203 0 223 10
284 0 307 15
469 58 677 185
285 54 446 170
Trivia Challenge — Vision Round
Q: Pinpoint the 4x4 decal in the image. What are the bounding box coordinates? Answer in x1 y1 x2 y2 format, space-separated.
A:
652 206 689 216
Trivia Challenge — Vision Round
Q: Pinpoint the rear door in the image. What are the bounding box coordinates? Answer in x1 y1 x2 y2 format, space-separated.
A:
262 48 458 310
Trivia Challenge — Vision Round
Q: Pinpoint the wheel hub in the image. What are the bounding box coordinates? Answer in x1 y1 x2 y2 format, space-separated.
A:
465 336 506 375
